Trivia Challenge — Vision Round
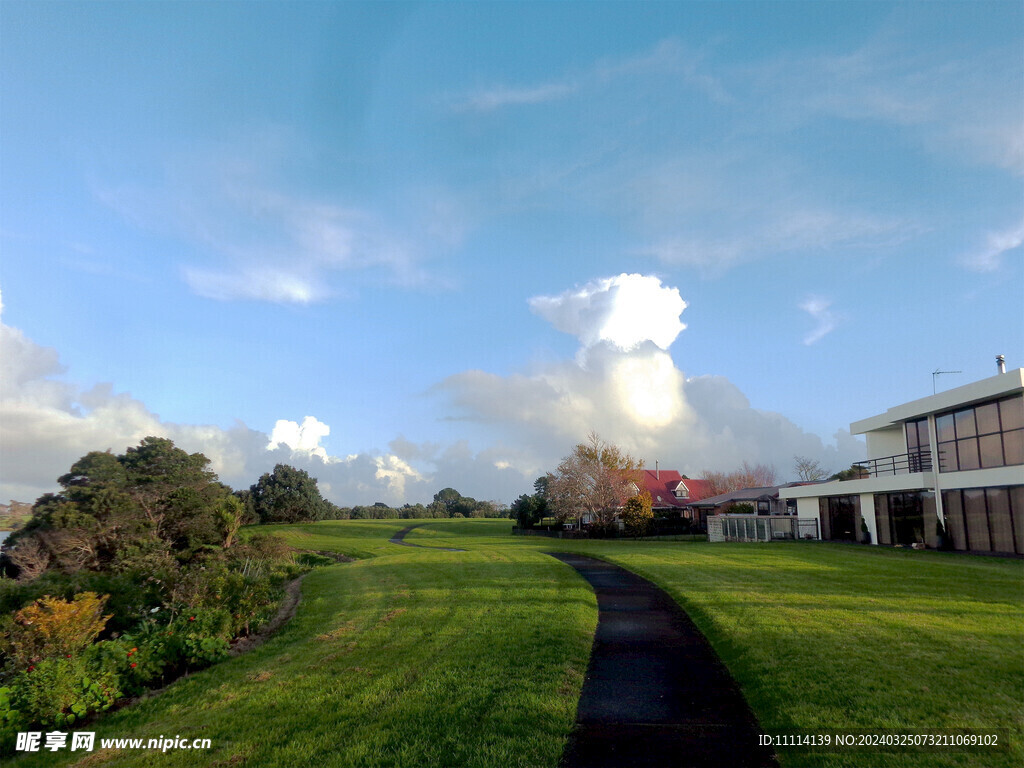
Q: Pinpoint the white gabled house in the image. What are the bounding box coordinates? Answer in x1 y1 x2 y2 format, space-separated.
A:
778 363 1024 554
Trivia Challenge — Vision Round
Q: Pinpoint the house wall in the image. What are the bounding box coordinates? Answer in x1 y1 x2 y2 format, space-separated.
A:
865 425 906 461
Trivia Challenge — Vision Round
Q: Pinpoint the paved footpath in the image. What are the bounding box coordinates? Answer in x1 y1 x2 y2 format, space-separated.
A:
388 525 466 551
548 552 778 768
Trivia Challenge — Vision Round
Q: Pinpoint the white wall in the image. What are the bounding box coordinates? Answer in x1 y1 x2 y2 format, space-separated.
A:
865 425 906 461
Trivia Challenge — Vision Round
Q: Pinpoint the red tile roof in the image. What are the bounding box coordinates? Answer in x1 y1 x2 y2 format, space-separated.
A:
637 470 711 509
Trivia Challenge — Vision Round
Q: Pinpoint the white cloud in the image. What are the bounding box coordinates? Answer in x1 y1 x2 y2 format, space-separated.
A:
799 296 837 345
0 304 528 505
95 145 442 305
528 273 687 351
267 416 333 461
459 82 576 111
453 37 728 113
439 275 863 478
960 218 1024 273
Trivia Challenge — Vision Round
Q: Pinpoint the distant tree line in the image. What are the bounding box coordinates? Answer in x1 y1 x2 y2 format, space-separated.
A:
236 468 508 524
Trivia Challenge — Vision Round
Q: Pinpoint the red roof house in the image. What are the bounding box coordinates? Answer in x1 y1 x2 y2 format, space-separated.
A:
632 470 710 513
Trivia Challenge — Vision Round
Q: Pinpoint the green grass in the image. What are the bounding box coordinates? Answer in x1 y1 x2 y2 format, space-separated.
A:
12 519 1023 768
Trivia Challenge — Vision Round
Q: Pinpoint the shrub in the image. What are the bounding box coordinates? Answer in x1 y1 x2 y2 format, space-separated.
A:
8 655 120 729
0 593 111 670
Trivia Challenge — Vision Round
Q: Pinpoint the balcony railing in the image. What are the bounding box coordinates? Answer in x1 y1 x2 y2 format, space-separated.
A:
853 450 932 478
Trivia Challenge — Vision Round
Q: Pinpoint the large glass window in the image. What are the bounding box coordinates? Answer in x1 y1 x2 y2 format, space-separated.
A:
874 491 935 547
935 395 1024 472
941 486 1023 554
905 418 931 472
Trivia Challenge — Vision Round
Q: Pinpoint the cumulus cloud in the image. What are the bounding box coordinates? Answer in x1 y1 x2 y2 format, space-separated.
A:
528 273 687 351
267 416 333 461
440 274 863 478
799 296 837 345
0 302 497 506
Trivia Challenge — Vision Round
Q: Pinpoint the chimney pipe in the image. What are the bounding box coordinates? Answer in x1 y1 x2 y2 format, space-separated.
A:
997 355 1006 374
656 460 659 480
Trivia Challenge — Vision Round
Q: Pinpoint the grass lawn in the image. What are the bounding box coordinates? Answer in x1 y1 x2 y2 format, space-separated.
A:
13 519 1023 768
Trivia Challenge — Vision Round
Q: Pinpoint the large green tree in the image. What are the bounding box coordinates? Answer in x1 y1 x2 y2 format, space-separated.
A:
249 464 330 524
6 437 235 580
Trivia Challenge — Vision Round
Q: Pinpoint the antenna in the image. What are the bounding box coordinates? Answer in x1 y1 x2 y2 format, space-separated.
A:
932 369 962 395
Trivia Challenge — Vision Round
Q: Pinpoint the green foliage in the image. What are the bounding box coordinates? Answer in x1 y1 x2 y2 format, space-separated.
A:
250 464 330 524
830 463 870 481
729 502 755 515
7 654 120 729
0 685 22 748
6 437 236 583
510 486 548 528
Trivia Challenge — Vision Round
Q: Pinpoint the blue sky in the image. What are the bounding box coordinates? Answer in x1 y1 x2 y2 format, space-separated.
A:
2 1 1022 505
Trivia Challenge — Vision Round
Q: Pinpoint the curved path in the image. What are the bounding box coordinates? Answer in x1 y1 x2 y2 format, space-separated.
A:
548 552 777 768
389 525 466 551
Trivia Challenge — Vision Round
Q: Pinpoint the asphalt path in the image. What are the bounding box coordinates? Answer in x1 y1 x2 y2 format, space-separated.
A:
388 525 466 551
548 552 778 768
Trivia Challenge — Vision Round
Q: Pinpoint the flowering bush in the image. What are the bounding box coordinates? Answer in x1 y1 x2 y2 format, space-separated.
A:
0 593 111 671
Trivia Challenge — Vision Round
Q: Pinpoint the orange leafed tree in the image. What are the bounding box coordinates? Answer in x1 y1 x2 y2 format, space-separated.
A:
547 432 643 530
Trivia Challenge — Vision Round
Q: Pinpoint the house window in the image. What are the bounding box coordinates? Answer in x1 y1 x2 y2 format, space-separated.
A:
904 418 931 472
756 499 770 514
874 492 936 547
675 484 689 499
820 496 859 541
940 486 1023 554
935 395 1024 472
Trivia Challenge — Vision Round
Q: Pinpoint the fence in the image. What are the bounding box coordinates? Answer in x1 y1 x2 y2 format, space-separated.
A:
707 516 820 543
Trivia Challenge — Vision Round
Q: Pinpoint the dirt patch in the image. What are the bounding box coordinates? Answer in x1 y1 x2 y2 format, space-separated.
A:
316 621 356 641
229 573 307 657
71 749 116 767
323 641 358 661
378 607 407 625
247 670 274 682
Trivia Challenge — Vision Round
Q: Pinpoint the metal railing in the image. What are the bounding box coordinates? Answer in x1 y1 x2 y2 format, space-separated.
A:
853 450 931 477
708 516 819 543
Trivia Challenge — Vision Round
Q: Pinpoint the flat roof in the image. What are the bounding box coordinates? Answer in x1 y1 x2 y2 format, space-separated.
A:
850 368 1024 434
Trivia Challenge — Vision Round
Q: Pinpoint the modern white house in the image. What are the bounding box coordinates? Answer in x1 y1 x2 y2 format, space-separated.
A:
778 363 1024 555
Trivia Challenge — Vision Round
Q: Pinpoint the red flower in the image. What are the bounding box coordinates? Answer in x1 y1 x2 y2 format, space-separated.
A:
130 662 137 668
131 647 138 653
189 616 196 622
27 665 35 672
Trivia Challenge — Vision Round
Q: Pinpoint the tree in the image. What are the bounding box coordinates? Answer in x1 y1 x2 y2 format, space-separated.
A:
249 464 330 524
432 488 462 516
621 491 653 538
829 464 870 481
702 462 778 496
5 437 234 580
793 456 829 482
547 433 642 531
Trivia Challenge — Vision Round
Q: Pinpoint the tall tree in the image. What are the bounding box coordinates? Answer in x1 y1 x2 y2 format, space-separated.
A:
5 437 232 580
793 456 829 482
432 488 462 516
249 464 329 524
702 462 778 496
547 433 642 530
